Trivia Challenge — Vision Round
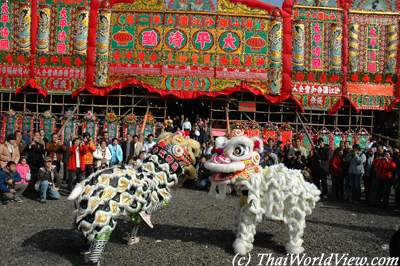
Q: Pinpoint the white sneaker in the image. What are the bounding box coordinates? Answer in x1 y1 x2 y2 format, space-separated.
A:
139 211 153 229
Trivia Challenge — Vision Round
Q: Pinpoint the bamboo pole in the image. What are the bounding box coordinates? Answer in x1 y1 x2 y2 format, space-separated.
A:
140 105 150 143
296 112 315 149
226 105 231 136
57 99 80 137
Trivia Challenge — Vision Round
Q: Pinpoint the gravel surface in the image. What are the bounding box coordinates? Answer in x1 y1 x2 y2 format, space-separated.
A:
0 188 399 266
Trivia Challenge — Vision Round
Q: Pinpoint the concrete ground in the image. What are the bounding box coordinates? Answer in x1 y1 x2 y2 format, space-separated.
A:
0 188 399 266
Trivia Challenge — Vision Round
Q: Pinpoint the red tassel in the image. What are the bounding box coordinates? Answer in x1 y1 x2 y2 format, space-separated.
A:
320 72 327 83
307 72 314 82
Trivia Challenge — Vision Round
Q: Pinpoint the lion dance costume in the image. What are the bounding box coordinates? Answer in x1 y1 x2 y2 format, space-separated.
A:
205 131 320 255
68 133 200 265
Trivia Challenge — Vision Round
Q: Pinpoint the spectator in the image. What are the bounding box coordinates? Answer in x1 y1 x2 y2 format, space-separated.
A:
24 131 45 188
262 147 279 167
330 141 344 199
0 135 20 169
371 150 397 207
164 116 174 132
93 140 112 170
81 133 96 177
205 142 214 158
293 138 308 158
363 148 375 202
46 133 66 178
192 125 201 141
15 130 26 156
182 118 192 136
135 151 146 165
34 131 46 147
40 129 49 144
196 156 210 190
347 144 366 201
293 150 306 170
342 141 352 200
102 131 110 144
67 138 86 191
38 157 61 203
122 134 134 163
16 157 31 189
0 161 26 204
266 138 275 149
144 134 156 157
132 135 144 159
283 141 295 169
201 142 208 157
108 138 123 166
310 138 329 200
276 140 284 162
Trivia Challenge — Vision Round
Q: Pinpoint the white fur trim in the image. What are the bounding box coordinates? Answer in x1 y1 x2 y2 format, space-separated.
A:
286 241 305 254
233 238 250 256
68 183 84 201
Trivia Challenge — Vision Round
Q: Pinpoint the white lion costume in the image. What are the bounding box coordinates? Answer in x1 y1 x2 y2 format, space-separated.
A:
68 133 200 265
205 133 320 255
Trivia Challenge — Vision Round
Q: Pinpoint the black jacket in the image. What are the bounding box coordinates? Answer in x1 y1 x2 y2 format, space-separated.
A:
25 142 45 172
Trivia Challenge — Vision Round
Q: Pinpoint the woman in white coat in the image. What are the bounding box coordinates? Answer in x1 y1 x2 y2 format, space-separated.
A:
93 140 112 170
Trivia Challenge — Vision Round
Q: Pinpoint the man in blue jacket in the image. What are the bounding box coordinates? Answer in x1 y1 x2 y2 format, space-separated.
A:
0 161 25 204
108 138 123 166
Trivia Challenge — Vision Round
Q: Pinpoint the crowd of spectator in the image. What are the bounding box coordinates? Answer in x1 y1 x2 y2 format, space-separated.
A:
0 115 213 204
261 136 400 208
1 114 399 209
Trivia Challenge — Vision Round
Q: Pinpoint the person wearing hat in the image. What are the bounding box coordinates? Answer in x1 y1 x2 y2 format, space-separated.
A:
37 156 61 203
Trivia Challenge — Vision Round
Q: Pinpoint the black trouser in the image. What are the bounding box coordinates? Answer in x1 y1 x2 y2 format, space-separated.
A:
379 180 393 207
332 174 344 199
68 169 82 191
313 175 328 197
27 168 39 191
371 177 393 207
52 160 61 173
395 181 400 208
363 174 372 202
85 165 94 178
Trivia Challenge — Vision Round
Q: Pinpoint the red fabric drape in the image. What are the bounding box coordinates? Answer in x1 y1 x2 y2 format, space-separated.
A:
330 0 349 114
15 0 47 96
281 0 295 106
84 0 102 89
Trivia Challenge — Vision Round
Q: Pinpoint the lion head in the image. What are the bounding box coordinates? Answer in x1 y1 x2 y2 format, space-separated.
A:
153 132 201 181
205 135 263 199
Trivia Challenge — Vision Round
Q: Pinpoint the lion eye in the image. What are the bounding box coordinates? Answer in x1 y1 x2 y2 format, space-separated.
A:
233 145 246 156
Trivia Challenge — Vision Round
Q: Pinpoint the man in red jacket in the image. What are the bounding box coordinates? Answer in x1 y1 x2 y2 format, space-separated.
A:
67 138 87 191
372 151 397 207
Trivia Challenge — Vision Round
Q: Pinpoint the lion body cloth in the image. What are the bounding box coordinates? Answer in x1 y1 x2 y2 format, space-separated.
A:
68 133 200 265
205 134 320 255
